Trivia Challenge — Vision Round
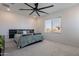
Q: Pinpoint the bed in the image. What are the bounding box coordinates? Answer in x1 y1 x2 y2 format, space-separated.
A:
14 33 44 48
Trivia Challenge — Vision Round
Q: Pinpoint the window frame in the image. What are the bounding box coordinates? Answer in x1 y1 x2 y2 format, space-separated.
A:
44 17 62 33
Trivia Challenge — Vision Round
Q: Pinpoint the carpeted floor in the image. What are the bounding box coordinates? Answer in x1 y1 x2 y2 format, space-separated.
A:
5 39 79 56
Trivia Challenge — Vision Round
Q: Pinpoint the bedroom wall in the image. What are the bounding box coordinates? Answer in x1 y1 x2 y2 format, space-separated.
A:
0 10 36 39
36 5 79 47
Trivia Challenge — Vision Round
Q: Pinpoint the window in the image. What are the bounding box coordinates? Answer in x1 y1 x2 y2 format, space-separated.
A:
44 17 61 32
52 17 61 32
44 20 52 32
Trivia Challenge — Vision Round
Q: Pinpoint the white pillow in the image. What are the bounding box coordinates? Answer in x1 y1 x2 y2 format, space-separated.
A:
23 31 27 34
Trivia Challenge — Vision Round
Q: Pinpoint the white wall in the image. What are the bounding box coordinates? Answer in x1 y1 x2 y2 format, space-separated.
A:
36 5 79 47
0 10 36 39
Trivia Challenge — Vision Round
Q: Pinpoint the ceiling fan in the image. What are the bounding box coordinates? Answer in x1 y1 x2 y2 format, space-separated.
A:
19 3 54 16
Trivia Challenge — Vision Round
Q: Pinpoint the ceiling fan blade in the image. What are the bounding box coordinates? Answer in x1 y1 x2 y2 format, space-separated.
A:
36 11 40 16
29 10 35 15
24 3 34 9
38 5 54 10
19 9 33 10
35 3 38 8
38 10 48 14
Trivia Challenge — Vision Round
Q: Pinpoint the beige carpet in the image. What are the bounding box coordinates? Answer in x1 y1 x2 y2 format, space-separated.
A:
5 39 79 56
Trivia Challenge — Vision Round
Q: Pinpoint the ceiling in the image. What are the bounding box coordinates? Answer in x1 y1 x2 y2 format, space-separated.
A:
0 3 78 17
